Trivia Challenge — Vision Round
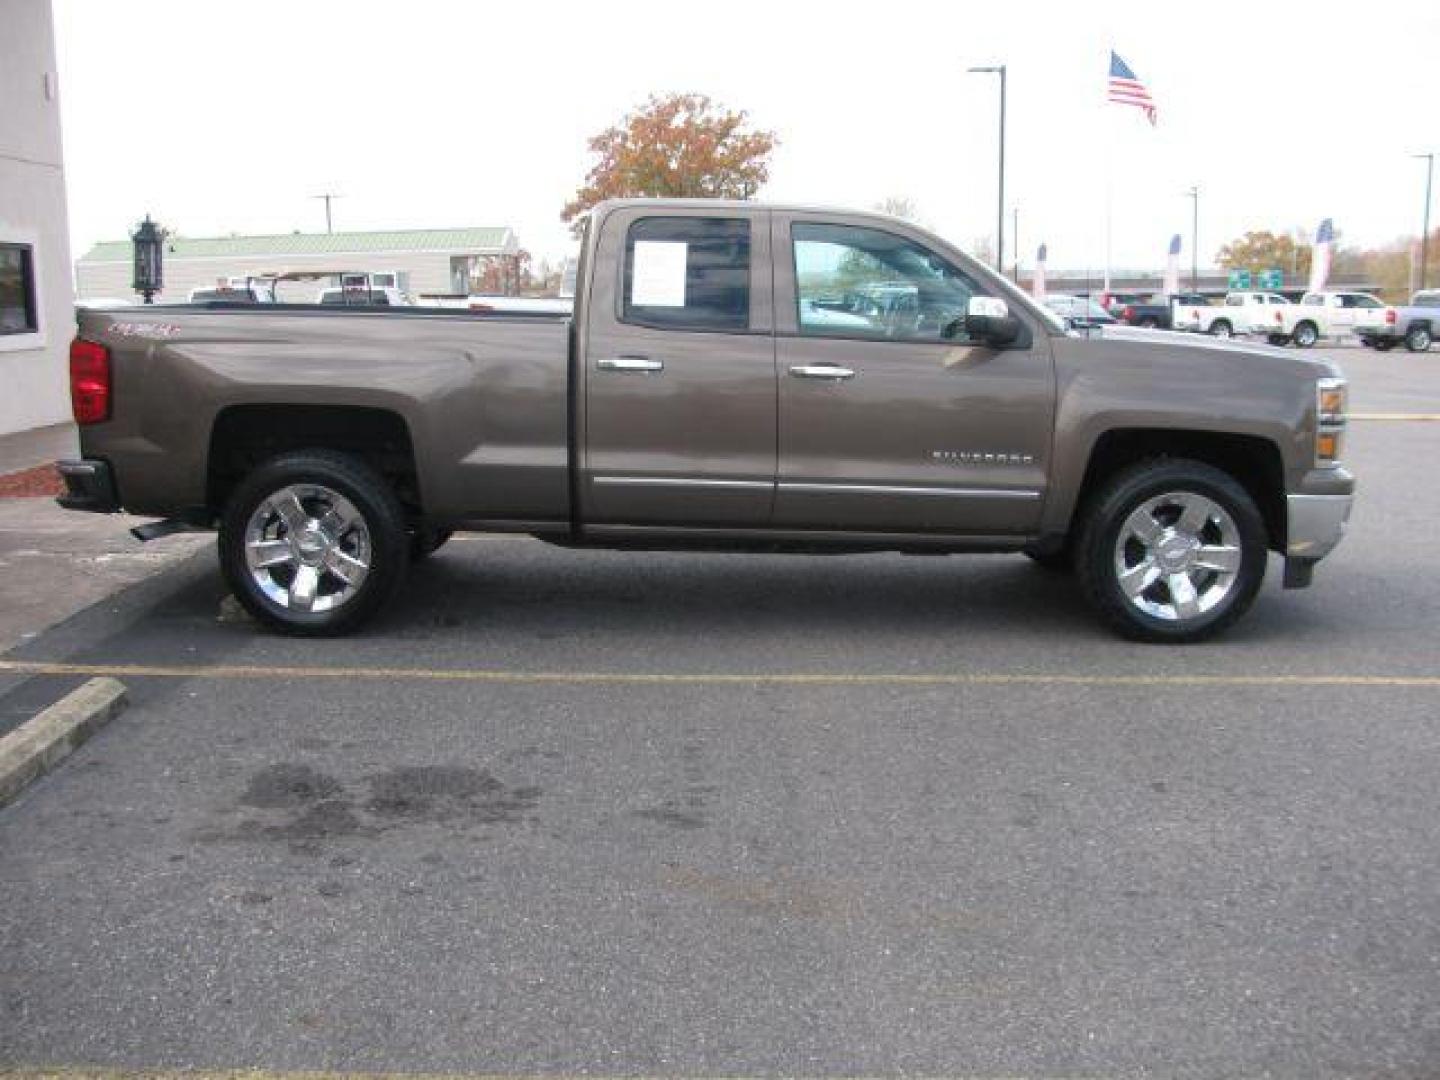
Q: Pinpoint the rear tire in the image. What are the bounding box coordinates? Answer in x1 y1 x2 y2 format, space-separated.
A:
1405 325 1433 352
1075 459 1268 643
1292 321 1319 348
1209 320 1234 339
219 450 408 636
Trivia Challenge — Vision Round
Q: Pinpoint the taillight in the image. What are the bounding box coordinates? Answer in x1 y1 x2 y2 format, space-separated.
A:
69 337 111 425
1120 306 1134 322
1386 308 1397 324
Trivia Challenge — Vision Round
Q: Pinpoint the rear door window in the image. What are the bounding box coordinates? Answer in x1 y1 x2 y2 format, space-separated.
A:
622 217 750 331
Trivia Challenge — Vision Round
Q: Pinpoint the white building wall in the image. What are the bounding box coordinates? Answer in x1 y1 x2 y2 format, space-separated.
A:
0 0 75 437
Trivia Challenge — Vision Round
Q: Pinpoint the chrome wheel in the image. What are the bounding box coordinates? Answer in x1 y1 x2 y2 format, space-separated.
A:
244 483 371 613
1293 322 1318 348
1112 490 1241 623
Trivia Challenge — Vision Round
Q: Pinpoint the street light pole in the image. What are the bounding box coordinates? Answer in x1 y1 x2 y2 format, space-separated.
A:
968 64 1006 274
1416 153 1435 291
1012 206 1019 282
1186 186 1200 291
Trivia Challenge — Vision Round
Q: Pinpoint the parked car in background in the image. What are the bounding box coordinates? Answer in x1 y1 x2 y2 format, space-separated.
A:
1267 290 1388 348
1114 292 1208 330
1173 291 1291 338
1358 290 1439 352
316 285 409 307
1097 290 1149 313
1043 294 1116 328
189 283 276 304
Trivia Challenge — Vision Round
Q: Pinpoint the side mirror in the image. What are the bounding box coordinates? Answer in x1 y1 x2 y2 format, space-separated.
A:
964 296 1022 347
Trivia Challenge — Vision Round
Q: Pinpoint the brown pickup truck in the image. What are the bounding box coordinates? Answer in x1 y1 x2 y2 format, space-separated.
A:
59 199 1354 642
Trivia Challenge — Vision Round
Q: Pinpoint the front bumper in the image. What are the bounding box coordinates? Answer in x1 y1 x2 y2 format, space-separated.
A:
56 459 120 513
1285 490 1353 572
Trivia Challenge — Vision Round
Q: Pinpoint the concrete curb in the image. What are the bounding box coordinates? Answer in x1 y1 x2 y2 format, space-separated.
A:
0 677 127 807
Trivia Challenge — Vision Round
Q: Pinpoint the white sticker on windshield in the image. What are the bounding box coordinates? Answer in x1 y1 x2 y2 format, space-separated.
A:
631 241 688 307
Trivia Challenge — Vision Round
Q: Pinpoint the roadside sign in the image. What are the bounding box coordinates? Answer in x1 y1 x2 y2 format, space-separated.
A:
1258 268 1284 289
1227 269 1251 289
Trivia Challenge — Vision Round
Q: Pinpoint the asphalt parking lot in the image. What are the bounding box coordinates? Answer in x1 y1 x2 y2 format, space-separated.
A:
2 346 1438 1077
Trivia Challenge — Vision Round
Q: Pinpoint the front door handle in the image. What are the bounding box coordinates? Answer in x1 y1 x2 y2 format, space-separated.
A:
598 355 664 374
789 363 856 381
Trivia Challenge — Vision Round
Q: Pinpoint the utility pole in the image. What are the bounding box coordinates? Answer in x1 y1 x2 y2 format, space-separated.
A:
1185 186 1200 290
1416 153 1435 291
311 193 342 234
968 64 1007 274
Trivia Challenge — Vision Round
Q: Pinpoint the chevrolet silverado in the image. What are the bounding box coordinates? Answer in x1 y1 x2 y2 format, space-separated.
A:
58 199 1355 642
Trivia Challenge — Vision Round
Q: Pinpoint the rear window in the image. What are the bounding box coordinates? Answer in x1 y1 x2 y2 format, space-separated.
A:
622 217 750 331
1416 291 1440 308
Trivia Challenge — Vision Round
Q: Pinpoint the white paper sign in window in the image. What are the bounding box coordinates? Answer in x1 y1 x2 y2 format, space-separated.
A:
631 241 688 307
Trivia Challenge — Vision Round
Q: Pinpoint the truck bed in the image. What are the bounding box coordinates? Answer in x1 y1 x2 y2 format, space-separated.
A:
74 304 575 526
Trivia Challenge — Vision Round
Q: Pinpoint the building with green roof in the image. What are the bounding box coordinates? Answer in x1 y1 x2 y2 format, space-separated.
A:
75 225 519 302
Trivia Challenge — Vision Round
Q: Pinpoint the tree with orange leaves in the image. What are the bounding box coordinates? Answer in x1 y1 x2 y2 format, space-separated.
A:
561 93 778 236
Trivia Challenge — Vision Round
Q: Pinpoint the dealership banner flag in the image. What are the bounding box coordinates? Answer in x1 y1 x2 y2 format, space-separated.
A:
1033 243 1047 302
1163 233 1182 296
1308 218 1334 293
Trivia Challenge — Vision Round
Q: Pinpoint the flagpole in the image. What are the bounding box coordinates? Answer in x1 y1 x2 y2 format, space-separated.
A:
1103 49 1114 294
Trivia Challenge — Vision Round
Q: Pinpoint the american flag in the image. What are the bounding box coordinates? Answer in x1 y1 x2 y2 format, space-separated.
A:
1108 51 1157 126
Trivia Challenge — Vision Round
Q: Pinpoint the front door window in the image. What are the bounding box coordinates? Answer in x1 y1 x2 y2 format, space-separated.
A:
792 223 981 343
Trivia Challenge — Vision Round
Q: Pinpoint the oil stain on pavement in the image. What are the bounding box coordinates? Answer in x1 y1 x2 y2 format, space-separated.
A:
197 761 542 846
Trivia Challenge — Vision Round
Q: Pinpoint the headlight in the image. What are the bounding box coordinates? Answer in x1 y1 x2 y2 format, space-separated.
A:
1315 376 1347 467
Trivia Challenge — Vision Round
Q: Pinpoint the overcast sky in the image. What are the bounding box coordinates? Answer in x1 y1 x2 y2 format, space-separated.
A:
53 0 1440 275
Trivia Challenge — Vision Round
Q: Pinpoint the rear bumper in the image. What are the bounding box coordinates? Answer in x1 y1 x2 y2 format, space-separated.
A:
55 459 120 513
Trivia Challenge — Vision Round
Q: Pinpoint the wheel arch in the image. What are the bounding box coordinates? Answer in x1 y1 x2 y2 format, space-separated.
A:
1056 428 1287 553
207 403 421 520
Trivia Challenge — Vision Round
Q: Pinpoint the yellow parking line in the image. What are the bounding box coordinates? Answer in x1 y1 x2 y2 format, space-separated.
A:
1350 412 1440 421
0 658 1436 689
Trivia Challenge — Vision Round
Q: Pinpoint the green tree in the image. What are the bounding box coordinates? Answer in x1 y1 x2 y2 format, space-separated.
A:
561 93 778 237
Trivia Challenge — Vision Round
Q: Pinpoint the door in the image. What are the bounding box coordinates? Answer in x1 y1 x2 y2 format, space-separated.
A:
581 207 777 526
772 215 1054 535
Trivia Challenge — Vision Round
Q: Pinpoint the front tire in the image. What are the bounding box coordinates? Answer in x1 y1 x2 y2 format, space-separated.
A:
1406 325 1433 352
219 451 408 636
1076 460 1267 643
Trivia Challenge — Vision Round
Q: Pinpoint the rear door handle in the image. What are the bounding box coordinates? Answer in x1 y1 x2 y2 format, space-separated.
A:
789 363 856 381
598 355 664 374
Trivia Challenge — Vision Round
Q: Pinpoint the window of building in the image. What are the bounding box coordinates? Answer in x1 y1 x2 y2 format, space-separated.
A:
622 217 750 331
0 244 39 336
792 222 981 343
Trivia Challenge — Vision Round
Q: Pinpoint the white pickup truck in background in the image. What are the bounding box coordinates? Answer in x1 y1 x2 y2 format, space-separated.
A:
1266 290 1388 348
1173 291 1291 338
